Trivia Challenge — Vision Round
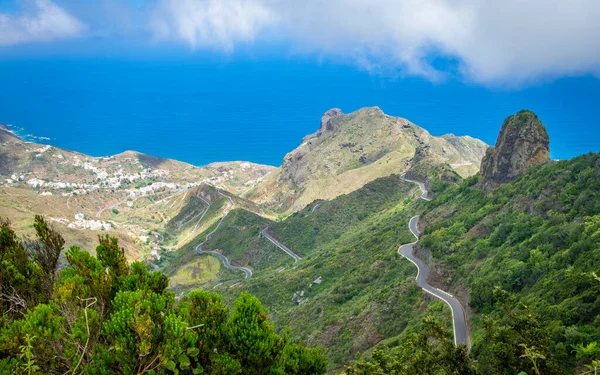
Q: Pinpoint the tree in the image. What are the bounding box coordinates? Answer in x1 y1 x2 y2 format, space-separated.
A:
0 218 327 374
0 216 63 324
227 292 287 374
26 215 64 302
573 342 600 375
345 318 475 375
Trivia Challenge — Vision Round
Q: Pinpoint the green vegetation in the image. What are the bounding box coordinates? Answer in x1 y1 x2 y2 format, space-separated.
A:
6 143 600 374
201 209 289 270
169 257 222 289
271 175 415 255
211 175 460 372
407 161 462 195
159 236 241 294
345 318 474 375
194 155 600 374
402 152 600 374
162 189 218 245
0 217 326 374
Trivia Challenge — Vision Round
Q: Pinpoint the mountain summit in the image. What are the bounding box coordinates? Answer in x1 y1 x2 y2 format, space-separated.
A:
247 107 489 212
480 110 550 185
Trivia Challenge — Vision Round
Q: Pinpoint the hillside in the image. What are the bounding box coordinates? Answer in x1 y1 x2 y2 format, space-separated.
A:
165 174 453 372
4 110 600 374
408 153 600 374
0 216 327 374
0 126 274 261
246 107 488 213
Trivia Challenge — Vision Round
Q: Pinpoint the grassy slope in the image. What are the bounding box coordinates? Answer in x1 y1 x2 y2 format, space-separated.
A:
159 204 289 293
216 175 456 372
199 208 290 270
162 174 468 372
418 153 600 373
270 175 416 256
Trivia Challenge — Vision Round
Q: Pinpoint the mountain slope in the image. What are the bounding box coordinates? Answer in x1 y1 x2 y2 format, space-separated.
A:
0 126 274 261
166 175 455 372
246 107 488 213
414 153 600 374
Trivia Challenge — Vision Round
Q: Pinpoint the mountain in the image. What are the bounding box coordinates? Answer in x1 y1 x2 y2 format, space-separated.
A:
0 125 274 260
410 152 600 374
350 111 600 374
480 110 550 186
161 173 430 373
246 107 489 213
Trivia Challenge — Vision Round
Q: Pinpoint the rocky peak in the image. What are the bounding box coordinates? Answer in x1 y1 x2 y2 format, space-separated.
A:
480 110 550 184
320 108 344 132
301 108 344 144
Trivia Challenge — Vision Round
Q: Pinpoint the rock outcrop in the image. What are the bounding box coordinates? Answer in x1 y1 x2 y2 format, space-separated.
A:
480 110 550 184
302 108 344 142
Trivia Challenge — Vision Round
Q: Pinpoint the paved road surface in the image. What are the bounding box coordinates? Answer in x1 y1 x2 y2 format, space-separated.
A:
399 216 469 347
261 228 302 262
196 243 252 278
402 174 432 201
400 176 469 348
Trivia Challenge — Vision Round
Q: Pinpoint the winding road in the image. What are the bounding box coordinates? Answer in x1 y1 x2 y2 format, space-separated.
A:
196 245 252 279
260 228 302 263
400 178 469 347
196 189 252 279
402 174 432 201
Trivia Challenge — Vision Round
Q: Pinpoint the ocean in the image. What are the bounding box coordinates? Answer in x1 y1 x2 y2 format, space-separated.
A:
1 57 599 166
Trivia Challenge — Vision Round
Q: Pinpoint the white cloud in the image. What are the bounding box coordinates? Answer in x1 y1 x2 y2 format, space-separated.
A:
0 0 85 46
151 0 276 51
150 0 600 85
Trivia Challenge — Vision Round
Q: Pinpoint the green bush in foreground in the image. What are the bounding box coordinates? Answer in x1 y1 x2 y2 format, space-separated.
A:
0 218 326 374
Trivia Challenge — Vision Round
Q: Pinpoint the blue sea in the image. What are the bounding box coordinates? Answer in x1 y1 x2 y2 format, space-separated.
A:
1 57 599 166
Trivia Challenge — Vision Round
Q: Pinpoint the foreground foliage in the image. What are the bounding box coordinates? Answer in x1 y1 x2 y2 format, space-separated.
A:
0 218 326 374
345 318 474 375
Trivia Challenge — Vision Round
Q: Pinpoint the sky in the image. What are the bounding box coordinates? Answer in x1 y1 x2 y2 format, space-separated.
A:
1 0 599 86
0 0 599 165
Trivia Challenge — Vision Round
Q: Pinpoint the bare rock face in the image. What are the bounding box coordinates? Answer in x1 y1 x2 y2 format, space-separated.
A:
320 108 344 133
301 108 344 143
481 110 550 184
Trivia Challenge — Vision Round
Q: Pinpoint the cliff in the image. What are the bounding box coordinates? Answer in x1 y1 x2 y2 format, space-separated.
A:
480 110 550 185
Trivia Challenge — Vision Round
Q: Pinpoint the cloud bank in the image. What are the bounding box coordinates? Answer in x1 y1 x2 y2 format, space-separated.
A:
0 0 84 46
150 0 600 85
2 0 599 86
